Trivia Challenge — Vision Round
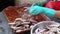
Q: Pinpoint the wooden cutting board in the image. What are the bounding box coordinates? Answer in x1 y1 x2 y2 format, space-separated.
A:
3 6 50 23
3 6 20 22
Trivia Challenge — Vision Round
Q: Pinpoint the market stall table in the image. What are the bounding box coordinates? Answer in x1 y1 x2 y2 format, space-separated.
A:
0 12 14 34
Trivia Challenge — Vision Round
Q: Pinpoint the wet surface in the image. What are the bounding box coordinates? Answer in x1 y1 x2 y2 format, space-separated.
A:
0 12 14 34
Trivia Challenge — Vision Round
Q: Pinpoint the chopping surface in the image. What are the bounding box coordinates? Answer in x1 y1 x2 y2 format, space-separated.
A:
3 6 49 23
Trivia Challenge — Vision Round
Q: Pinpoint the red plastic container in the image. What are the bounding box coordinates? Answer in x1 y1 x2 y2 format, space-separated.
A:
46 1 60 10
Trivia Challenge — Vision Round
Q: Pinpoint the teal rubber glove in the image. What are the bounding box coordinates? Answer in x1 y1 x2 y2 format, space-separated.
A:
29 6 43 15
42 7 56 17
29 6 56 17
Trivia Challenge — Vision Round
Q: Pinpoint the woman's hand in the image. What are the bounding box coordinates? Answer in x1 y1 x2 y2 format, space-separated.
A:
29 6 56 17
29 6 43 15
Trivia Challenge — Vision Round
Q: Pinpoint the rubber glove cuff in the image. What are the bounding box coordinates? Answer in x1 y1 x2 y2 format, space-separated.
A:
42 7 56 17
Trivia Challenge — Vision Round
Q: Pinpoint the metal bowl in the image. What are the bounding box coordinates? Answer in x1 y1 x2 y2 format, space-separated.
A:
31 21 60 34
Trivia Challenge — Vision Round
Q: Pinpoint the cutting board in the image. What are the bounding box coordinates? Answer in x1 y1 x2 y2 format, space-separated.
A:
3 5 50 22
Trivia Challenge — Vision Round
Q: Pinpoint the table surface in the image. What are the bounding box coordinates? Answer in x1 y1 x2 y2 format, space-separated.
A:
49 17 60 23
0 12 14 34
